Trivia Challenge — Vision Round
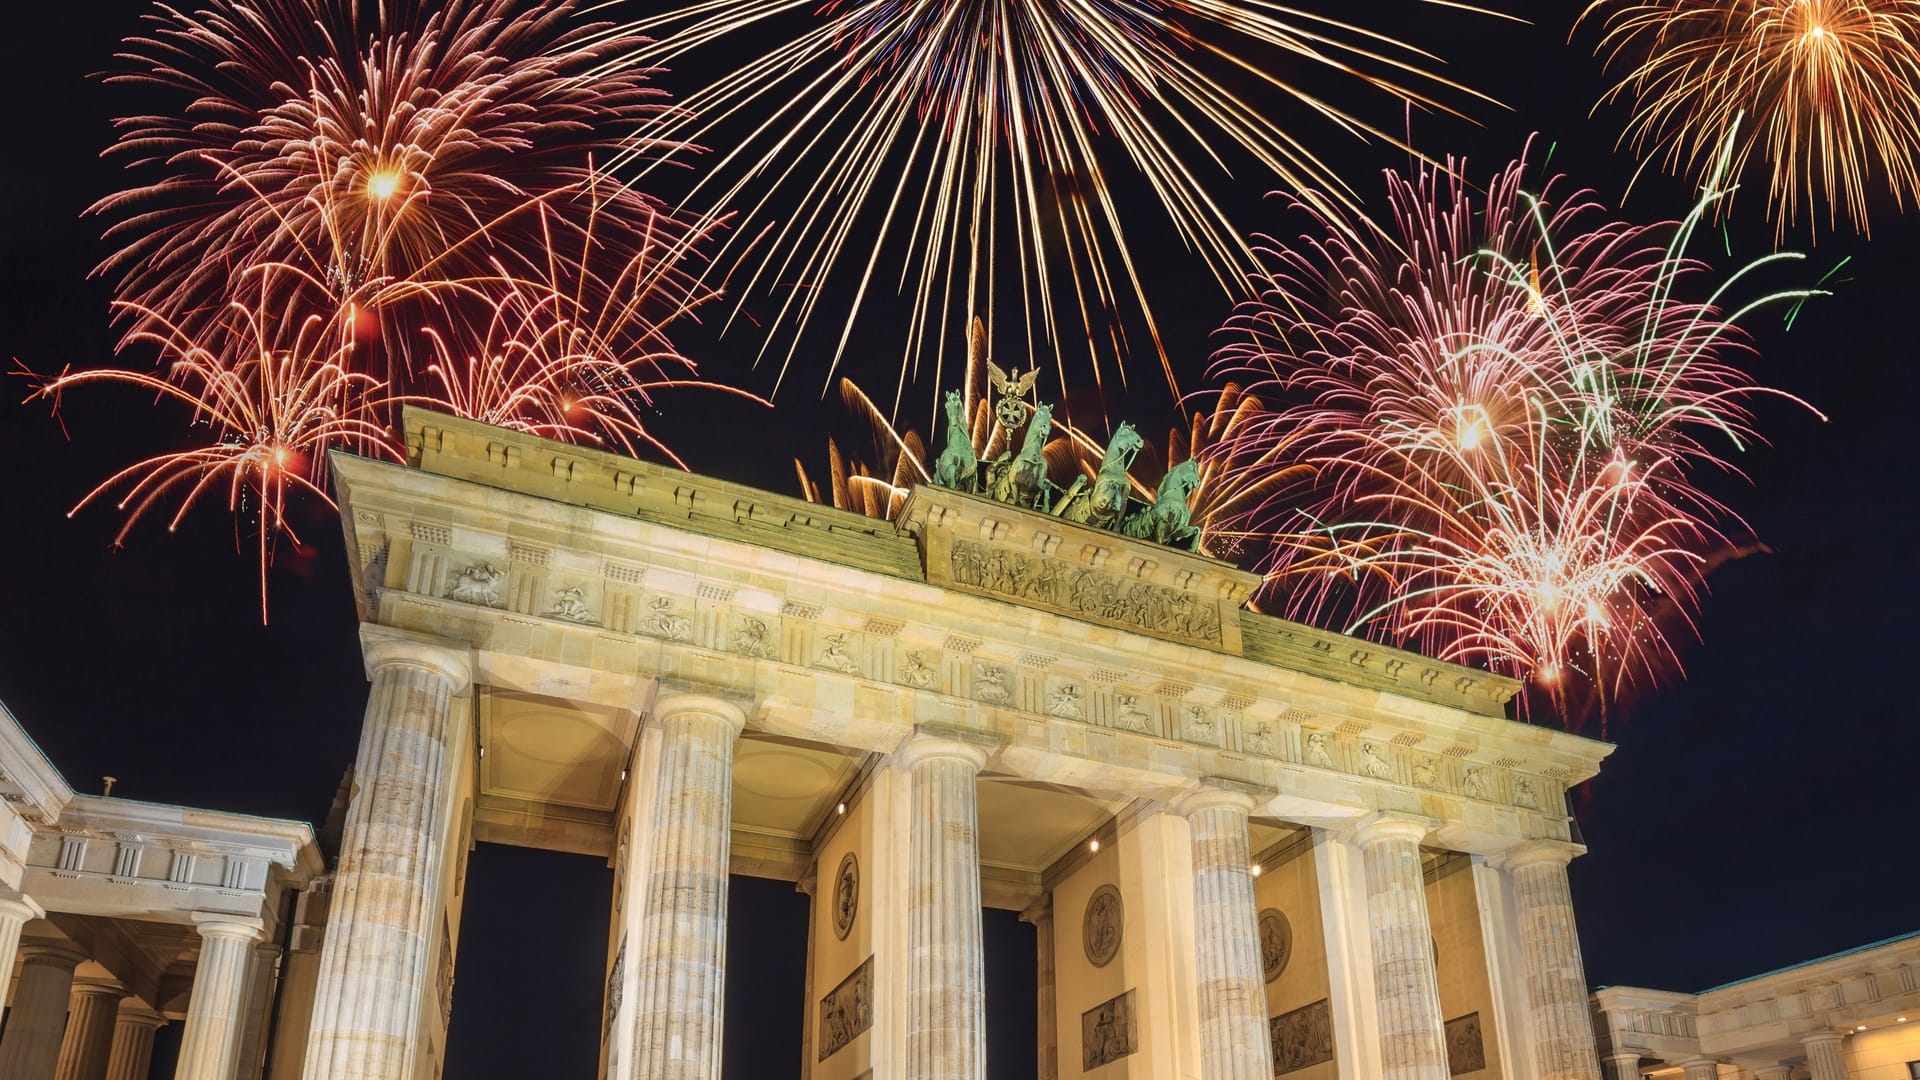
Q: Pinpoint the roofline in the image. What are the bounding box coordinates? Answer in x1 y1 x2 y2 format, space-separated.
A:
1697 928 1920 994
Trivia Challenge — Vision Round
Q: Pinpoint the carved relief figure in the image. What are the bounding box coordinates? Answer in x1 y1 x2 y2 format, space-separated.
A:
1259 908 1293 983
931 389 978 493
1269 999 1335 1075
1082 884 1123 967
1514 779 1542 810
546 585 595 623
643 596 691 641
1054 422 1143 531
1446 1012 1487 1074
1464 766 1490 800
606 937 626 1034
1184 705 1217 743
1245 723 1275 755
1081 990 1139 1069
974 662 1013 705
833 852 859 941
902 650 937 689
1304 731 1336 769
732 616 777 659
1046 684 1085 720
817 957 874 1061
1114 694 1152 733
1412 755 1440 789
947 539 1224 645
1359 742 1395 780
816 632 860 675
447 563 504 607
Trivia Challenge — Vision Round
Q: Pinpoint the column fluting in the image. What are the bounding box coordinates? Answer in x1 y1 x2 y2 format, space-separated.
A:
899 733 990 1080
1177 787 1274 1080
628 692 748 1080
1604 1050 1644 1080
301 634 470 1080
0 944 89 1080
54 980 126 1080
105 1003 166 1080
1803 1031 1851 1080
176 919 268 1080
1503 842 1604 1080
1353 814 1449 1080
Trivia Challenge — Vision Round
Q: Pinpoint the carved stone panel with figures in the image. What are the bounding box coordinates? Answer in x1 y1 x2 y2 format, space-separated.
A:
1081 989 1139 1069
1270 998 1334 1075
1446 1011 1486 1075
818 956 874 1061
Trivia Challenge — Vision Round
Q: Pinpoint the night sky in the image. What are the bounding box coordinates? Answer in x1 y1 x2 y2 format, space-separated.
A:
2 2 1917 1078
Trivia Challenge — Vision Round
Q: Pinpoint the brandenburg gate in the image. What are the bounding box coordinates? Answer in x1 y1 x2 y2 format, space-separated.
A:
285 407 1613 1080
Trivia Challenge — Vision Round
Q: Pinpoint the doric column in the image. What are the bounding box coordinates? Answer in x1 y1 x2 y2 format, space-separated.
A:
1603 1050 1643 1080
0 944 88 1080
1678 1057 1720 1080
897 730 992 1080
1500 841 1603 1080
1352 814 1448 1080
55 980 127 1080
0 892 45 1028
176 918 269 1080
301 633 471 1080
1803 1031 1850 1080
629 691 748 1080
234 943 283 1080
1174 785 1273 1080
1020 895 1058 1080
105 1003 166 1080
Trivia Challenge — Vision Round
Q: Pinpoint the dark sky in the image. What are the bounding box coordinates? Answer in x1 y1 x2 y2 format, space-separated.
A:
2 2 1916 1077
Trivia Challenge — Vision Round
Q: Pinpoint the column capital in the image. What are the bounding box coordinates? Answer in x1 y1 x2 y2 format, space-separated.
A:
114 1001 168 1031
1168 777 1266 819
1801 1029 1848 1047
1605 1049 1645 1070
191 913 267 943
893 725 996 771
69 978 129 1001
1493 838 1586 872
650 686 749 736
1343 810 1435 848
19 942 89 968
1750 1065 1793 1080
359 626 472 691
0 890 44 922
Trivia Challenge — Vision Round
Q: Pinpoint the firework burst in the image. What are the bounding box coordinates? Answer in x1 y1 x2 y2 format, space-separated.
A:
1204 139 1820 722
33 265 395 621
1582 0 1920 237
612 0 1502 406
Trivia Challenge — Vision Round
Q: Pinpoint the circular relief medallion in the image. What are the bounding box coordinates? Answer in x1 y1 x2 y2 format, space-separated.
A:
1082 884 1124 967
1258 908 1293 983
832 852 859 941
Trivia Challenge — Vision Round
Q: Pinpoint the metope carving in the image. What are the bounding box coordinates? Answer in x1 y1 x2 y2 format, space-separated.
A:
447 563 503 608
818 956 874 1061
1413 755 1440 789
1304 731 1336 769
1113 694 1152 733
640 596 690 642
1359 742 1395 780
948 538 1222 645
815 632 860 675
973 662 1013 705
731 616 777 659
1270 998 1335 1075
1464 766 1490 801
1081 989 1139 1069
833 852 858 941
1514 779 1543 810
1046 683 1085 720
901 650 938 689
1083 884 1123 967
1245 722 1275 755
546 585 596 624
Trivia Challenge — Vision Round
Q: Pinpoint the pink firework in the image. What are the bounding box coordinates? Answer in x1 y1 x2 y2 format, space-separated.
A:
1204 142 1819 722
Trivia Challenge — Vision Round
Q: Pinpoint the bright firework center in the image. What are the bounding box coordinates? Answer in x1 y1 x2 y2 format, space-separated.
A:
0 408 1906 1080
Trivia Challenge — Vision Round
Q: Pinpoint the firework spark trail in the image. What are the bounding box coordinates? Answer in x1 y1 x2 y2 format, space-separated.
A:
1581 0 1920 237
92 0 708 353
32 265 396 621
1202 137 1822 721
601 0 1503 411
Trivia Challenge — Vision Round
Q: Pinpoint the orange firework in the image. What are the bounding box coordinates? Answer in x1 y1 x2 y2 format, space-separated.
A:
34 265 397 621
1583 0 1920 237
